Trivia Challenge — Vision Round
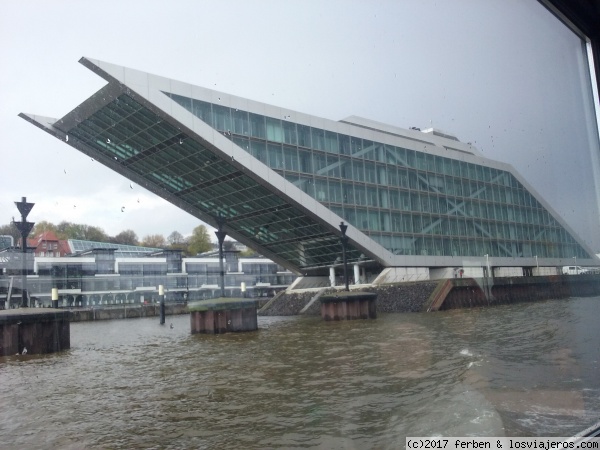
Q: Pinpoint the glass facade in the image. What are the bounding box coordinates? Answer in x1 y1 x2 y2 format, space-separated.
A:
66 95 363 272
19 253 295 307
165 93 592 260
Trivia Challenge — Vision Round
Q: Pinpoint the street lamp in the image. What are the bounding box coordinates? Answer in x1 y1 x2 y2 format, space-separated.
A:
12 197 35 308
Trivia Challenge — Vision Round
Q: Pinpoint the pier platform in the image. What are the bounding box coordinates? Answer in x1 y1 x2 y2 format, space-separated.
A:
0 308 70 356
320 291 377 321
188 298 258 334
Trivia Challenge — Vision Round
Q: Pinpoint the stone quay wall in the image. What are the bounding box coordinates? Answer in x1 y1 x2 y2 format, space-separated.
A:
69 303 188 322
441 274 600 310
259 274 600 316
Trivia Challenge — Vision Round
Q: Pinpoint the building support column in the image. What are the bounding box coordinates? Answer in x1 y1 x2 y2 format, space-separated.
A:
354 264 361 285
329 267 335 287
339 222 350 291
215 219 227 298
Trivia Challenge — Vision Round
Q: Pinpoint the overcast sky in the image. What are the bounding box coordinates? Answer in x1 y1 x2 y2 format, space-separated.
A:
1 0 599 250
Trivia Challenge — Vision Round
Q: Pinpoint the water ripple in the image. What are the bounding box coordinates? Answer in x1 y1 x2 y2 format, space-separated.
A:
1 297 599 448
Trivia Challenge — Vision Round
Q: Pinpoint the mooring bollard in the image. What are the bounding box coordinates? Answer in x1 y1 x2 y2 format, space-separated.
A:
319 291 377 321
52 287 59 309
189 298 258 334
159 284 165 325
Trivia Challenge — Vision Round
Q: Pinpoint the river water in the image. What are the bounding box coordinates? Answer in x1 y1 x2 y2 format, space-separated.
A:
1 296 599 449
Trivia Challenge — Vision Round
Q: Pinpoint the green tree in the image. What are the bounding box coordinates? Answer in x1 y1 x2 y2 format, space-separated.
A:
188 224 212 255
32 220 58 237
56 221 108 241
141 234 166 248
113 229 138 246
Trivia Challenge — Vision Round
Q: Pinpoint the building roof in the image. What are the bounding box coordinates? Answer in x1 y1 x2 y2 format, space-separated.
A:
68 239 162 258
24 231 70 255
34 230 60 242
19 58 600 274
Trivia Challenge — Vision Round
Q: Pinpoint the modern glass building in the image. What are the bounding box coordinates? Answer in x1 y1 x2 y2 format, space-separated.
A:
1 248 294 309
20 58 599 280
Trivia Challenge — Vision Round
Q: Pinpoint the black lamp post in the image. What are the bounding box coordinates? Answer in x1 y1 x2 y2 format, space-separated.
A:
339 222 350 291
13 197 35 308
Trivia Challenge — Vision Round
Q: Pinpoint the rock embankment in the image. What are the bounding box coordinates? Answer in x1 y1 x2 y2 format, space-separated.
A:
367 281 438 313
259 281 439 316
259 289 333 316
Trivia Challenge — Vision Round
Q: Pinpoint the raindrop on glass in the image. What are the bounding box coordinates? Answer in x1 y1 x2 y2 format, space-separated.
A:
130 183 133 189
64 169 67 174
114 156 118 160
121 206 125 212
218 97 221 101
179 139 183 144
65 135 69 142
91 158 94 162
107 138 111 143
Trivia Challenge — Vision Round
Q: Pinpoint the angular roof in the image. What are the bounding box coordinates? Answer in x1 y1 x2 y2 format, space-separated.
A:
21 58 388 274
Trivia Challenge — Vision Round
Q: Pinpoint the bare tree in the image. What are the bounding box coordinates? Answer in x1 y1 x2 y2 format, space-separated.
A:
167 230 184 245
113 229 139 246
141 234 166 248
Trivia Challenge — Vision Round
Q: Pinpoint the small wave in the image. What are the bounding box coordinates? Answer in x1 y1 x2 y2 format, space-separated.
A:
460 349 473 357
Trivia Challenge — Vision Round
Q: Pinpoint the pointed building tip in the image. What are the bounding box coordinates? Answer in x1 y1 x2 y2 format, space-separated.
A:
18 113 58 128
78 56 95 68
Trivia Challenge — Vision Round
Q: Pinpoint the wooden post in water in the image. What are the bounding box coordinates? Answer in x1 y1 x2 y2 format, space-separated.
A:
51 288 59 309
